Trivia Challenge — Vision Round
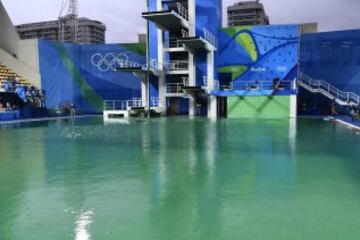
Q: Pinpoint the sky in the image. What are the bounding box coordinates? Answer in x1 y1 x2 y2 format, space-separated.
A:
2 0 360 43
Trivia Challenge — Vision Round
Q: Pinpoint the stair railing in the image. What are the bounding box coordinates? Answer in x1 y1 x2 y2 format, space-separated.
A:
299 73 360 106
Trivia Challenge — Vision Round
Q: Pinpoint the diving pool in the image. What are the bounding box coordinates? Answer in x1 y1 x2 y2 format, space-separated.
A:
0 117 360 240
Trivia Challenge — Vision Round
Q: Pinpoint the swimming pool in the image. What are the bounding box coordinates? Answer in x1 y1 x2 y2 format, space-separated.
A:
0 117 360 240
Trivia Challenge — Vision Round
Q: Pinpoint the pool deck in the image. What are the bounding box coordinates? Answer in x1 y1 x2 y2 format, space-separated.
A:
335 116 360 130
0 115 98 125
2 114 360 132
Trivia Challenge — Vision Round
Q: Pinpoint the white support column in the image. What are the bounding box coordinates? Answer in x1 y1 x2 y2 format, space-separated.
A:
290 95 297 118
141 78 149 108
188 48 196 117
207 50 217 119
208 95 217 119
157 0 166 114
207 50 215 89
188 50 196 86
189 94 196 117
188 0 196 36
157 29 166 113
159 73 166 112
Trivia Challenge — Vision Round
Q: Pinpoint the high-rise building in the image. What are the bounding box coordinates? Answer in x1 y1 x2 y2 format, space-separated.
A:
16 17 106 44
227 0 269 27
137 33 147 43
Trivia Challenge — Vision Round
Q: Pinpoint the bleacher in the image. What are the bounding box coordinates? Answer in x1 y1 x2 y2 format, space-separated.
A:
0 63 48 121
0 64 31 89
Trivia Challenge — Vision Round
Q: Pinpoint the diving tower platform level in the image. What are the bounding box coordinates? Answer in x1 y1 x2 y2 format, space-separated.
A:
142 10 189 32
179 37 210 52
211 89 297 97
103 98 161 120
116 59 164 77
103 99 143 119
178 29 218 52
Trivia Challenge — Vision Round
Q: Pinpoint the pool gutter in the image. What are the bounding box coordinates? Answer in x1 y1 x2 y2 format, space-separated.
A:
335 119 360 130
0 115 99 125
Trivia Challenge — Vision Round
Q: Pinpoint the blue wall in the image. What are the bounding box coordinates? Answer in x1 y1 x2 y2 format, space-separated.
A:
38 40 145 113
300 29 360 95
195 0 222 40
195 0 222 85
218 25 300 86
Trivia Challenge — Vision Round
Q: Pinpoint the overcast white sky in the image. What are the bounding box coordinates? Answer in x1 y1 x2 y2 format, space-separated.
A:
2 0 360 43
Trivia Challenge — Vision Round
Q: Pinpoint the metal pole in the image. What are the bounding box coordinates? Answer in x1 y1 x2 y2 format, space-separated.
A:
146 0 151 118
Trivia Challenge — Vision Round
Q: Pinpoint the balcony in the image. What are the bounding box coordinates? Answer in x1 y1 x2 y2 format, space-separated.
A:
210 80 295 97
166 60 189 74
116 59 164 77
166 77 189 97
178 28 218 52
202 76 220 93
142 3 189 32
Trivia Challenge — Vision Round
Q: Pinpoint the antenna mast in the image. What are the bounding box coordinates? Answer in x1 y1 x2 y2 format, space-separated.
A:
69 0 78 17
68 0 78 43
59 0 79 43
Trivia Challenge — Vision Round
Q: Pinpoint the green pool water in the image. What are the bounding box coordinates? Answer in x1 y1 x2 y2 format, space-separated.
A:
1 117 360 240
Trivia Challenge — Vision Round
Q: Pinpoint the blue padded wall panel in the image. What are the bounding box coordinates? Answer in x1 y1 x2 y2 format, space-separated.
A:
218 25 300 86
38 40 145 113
300 29 360 95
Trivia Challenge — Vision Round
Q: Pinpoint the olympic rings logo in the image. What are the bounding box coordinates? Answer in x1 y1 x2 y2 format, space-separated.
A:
90 52 130 72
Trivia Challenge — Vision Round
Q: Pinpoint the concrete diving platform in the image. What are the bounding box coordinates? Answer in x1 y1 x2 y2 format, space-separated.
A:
142 10 189 32
103 99 144 120
182 86 203 94
211 89 297 97
179 37 210 52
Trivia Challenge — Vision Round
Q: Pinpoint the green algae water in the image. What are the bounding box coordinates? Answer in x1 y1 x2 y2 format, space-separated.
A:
1 117 360 240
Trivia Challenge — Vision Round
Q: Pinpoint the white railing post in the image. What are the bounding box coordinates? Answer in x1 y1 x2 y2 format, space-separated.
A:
203 27 218 48
176 2 188 20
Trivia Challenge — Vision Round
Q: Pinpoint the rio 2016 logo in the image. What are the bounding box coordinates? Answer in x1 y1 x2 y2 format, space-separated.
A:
276 66 288 73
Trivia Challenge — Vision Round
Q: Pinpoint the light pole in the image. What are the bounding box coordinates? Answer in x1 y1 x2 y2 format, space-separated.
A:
146 0 151 118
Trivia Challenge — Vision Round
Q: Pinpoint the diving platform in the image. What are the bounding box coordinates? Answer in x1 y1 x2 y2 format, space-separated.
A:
179 37 210 52
103 98 162 119
211 89 297 97
142 10 189 32
116 66 144 74
182 86 203 94
116 60 163 77
178 28 218 51
103 99 143 119
117 67 162 78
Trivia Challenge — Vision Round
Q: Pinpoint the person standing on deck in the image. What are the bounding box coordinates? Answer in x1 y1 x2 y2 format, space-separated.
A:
331 99 338 116
70 102 76 117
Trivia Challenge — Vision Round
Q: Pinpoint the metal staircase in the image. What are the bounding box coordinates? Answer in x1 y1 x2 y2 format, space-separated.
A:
299 73 360 106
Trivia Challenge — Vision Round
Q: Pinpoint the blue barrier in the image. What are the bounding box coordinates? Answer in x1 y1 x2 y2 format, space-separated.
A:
0 110 20 121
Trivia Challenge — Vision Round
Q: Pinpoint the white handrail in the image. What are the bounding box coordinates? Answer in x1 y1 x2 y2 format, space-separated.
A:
150 97 159 107
231 80 293 91
176 3 188 21
104 97 160 111
203 76 219 90
182 76 189 86
299 73 360 106
118 59 164 71
104 98 143 111
167 60 189 71
181 29 189 38
203 28 218 48
166 83 184 94
104 100 128 111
